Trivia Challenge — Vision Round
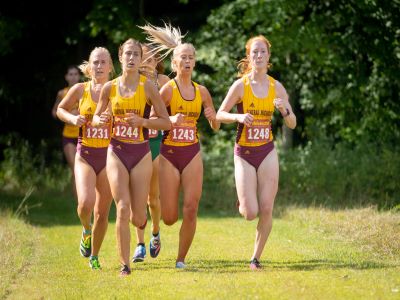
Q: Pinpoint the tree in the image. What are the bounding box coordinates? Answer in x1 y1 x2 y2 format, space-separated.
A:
195 0 400 146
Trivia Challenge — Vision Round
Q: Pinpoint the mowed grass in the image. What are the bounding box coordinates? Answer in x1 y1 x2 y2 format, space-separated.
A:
1 192 400 299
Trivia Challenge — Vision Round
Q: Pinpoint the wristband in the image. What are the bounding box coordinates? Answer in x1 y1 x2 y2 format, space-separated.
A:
281 108 290 118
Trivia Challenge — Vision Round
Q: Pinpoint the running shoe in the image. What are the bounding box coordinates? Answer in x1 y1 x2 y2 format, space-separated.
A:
176 261 186 269
149 233 161 258
80 230 91 258
89 256 101 270
250 258 262 270
120 264 131 276
132 244 146 262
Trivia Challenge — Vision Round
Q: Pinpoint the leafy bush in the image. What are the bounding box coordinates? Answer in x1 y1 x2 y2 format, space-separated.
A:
278 139 400 208
0 134 70 194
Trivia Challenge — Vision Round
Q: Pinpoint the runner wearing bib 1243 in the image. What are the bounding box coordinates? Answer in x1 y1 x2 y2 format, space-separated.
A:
161 79 202 174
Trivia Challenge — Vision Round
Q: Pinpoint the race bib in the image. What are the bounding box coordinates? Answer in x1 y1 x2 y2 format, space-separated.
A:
84 123 110 140
114 121 140 142
245 120 270 143
148 129 159 138
170 118 196 143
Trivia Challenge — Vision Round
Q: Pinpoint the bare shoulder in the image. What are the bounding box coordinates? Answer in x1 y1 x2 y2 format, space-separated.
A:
160 80 173 104
160 80 173 94
68 82 85 96
56 89 65 99
158 74 170 87
231 77 244 91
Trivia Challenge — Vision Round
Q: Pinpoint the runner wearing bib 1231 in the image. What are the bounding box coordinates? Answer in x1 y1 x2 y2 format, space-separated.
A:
77 82 112 174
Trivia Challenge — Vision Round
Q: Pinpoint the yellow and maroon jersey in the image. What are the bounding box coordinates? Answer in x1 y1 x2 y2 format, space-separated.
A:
163 79 202 147
61 87 80 138
109 75 151 144
78 82 111 148
236 75 276 147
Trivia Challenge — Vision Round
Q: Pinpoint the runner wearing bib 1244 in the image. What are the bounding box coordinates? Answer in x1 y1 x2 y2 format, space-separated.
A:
109 75 152 172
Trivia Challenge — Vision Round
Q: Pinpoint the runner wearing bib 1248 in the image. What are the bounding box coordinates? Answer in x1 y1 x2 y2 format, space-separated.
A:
234 75 276 171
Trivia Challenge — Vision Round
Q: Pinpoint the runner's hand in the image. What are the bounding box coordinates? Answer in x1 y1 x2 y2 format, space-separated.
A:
72 115 87 127
204 107 216 121
125 113 144 127
170 113 185 126
236 113 253 127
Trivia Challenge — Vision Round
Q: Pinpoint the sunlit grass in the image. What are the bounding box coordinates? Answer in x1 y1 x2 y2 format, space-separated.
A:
1 193 399 299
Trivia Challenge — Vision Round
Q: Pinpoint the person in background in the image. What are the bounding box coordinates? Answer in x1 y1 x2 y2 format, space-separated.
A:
131 43 170 263
52 65 81 199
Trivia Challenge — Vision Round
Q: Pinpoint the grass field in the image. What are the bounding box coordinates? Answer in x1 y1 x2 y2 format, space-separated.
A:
1 191 399 299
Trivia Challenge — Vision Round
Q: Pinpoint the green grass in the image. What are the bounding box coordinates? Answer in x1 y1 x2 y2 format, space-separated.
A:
1 192 399 299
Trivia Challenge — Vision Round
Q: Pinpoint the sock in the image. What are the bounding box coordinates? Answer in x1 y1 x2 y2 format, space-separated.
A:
83 228 92 235
152 232 159 237
138 243 145 247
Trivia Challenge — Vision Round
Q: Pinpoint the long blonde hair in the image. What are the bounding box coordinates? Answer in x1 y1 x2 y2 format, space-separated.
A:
237 35 272 78
79 47 114 79
138 22 195 71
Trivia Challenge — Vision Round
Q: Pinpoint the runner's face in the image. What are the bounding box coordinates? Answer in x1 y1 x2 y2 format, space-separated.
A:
141 47 158 71
173 45 195 75
121 44 141 73
65 69 80 86
249 40 270 70
90 51 112 80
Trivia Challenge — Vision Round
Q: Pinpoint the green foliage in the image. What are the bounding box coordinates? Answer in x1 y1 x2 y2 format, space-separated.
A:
0 17 24 56
201 130 236 211
0 135 70 194
79 0 144 45
195 0 400 145
278 139 400 208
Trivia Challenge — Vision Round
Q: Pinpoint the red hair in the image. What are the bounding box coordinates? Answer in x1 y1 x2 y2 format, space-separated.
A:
237 35 272 78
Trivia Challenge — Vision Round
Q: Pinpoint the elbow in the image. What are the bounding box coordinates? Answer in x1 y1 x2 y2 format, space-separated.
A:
56 108 62 121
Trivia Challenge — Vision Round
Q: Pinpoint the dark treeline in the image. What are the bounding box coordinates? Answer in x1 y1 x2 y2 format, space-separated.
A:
0 0 224 150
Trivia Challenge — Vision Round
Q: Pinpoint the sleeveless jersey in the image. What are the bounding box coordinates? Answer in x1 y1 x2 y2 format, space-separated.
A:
61 87 80 138
110 75 151 144
78 82 111 148
236 75 276 147
163 79 202 147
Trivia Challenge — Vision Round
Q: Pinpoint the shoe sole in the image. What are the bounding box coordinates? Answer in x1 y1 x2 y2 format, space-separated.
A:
133 257 145 263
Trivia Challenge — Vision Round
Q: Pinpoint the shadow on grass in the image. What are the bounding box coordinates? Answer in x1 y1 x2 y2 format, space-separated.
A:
123 258 397 274
0 190 117 227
